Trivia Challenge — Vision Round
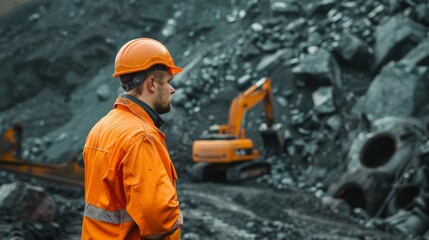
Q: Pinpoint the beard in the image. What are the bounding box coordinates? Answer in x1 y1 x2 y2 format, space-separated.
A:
153 99 171 114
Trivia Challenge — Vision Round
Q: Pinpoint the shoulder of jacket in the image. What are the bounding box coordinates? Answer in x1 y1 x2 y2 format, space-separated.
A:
90 108 160 146
122 116 160 143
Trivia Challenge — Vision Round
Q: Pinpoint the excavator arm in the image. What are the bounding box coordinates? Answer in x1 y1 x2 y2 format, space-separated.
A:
0 124 84 187
227 77 274 139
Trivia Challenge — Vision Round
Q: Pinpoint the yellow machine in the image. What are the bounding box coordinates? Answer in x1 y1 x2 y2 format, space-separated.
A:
191 77 284 182
0 124 84 187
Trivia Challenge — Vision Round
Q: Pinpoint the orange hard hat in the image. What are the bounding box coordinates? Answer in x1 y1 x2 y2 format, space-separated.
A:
113 38 182 77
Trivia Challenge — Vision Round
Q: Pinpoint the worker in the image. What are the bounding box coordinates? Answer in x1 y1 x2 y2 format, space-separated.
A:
81 38 183 240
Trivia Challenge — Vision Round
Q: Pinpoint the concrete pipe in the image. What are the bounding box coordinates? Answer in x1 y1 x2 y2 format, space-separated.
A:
347 116 426 179
328 169 391 216
385 169 427 216
386 185 421 216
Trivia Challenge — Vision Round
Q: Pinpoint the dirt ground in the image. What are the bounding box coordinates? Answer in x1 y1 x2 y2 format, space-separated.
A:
0 173 410 240
178 181 408 240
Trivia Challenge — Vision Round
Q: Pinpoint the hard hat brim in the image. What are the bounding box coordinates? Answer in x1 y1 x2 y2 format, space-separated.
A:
170 66 183 75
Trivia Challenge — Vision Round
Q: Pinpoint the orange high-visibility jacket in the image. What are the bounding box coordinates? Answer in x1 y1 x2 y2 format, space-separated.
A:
81 95 182 240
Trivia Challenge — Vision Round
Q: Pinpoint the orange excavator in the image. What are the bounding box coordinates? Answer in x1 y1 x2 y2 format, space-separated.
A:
0 123 84 187
191 77 284 182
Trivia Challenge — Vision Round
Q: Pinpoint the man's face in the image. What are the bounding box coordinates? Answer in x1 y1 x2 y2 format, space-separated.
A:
153 71 175 114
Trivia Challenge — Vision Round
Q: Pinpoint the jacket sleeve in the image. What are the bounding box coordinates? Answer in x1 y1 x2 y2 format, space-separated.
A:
122 135 182 239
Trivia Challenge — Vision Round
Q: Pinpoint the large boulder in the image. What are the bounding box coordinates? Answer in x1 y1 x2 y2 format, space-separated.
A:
372 15 427 73
334 33 372 68
363 62 429 118
0 182 56 222
292 48 342 88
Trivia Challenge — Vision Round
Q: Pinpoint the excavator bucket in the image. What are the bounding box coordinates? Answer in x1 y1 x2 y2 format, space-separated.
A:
259 123 285 153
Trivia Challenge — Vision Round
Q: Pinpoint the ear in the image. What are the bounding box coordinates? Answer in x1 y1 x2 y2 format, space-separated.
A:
145 75 156 93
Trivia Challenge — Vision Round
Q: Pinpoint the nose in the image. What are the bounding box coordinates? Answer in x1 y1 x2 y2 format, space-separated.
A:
169 85 175 94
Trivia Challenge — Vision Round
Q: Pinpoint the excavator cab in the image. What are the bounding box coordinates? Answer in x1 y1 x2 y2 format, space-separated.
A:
190 77 285 182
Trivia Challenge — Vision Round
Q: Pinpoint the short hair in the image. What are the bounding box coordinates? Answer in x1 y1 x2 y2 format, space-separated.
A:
120 64 169 92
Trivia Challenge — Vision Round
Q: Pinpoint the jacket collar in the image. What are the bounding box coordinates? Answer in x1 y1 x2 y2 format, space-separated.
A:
114 93 165 129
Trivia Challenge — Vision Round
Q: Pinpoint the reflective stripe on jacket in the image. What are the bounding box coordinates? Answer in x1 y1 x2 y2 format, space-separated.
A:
81 96 181 240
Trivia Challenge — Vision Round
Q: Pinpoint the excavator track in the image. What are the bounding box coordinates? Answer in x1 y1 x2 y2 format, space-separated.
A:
190 161 271 182
226 160 271 182
189 162 230 182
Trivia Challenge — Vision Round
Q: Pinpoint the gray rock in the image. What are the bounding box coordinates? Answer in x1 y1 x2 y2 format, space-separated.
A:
326 114 342 131
305 0 336 16
373 15 427 72
250 22 263 32
183 101 193 110
276 232 288 239
172 88 188 107
0 182 56 222
335 33 372 68
241 37 261 60
285 18 307 32
258 39 282 53
183 232 201 240
28 13 41 21
312 86 335 114
256 48 292 72
321 196 351 215
292 48 342 87
290 111 306 126
271 1 301 17
96 84 110 101
276 96 288 108
364 62 429 118
237 74 252 89
383 208 429 235
415 3 429 25
400 37 429 68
